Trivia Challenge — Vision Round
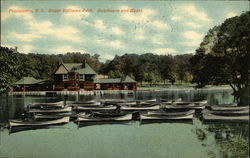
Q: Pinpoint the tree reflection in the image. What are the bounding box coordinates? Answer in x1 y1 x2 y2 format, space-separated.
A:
195 123 249 158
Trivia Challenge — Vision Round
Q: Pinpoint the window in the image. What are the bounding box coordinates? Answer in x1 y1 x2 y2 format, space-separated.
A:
63 74 68 80
80 74 84 80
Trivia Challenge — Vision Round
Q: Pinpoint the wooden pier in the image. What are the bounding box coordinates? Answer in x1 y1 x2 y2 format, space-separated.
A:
9 90 135 96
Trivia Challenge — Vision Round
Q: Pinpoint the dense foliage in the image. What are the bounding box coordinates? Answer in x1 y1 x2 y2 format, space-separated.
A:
0 47 22 93
0 47 103 93
0 46 193 93
100 53 192 84
190 11 250 102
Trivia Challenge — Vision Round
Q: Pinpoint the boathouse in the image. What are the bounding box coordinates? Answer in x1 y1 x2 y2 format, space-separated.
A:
13 77 52 91
95 76 137 90
54 61 97 91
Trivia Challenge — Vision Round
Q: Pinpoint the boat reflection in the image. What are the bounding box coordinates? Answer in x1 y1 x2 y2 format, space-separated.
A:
8 124 69 134
77 121 133 128
139 120 193 125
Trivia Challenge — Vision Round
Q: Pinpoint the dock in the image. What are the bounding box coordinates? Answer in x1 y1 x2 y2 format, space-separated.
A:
9 90 135 96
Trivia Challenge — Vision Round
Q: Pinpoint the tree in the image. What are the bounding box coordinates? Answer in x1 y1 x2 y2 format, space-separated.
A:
190 11 250 104
108 70 123 78
0 47 21 93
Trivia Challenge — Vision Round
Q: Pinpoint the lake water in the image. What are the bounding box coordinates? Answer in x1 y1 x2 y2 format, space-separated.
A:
0 87 249 158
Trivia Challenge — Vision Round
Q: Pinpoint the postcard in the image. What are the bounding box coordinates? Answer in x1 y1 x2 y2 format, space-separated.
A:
0 0 249 158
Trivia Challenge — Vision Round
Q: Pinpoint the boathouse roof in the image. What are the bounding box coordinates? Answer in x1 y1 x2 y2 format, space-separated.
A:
15 77 45 85
95 76 136 83
121 76 136 83
55 62 97 75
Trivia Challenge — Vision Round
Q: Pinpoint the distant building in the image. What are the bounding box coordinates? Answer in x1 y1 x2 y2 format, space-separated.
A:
13 61 137 91
95 76 137 90
13 77 52 91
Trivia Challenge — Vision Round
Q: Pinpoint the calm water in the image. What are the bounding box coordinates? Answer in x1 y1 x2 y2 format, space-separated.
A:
0 87 249 158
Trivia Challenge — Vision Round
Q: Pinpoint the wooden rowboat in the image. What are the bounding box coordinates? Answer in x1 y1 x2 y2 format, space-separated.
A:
28 106 72 113
164 103 205 110
92 111 129 118
34 114 68 120
211 105 249 111
147 109 195 116
119 102 159 107
164 103 193 108
9 116 70 128
161 98 182 102
202 113 249 123
69 101 101 107
161 98 182 104
75 105 117 111
77 113 132 122
202 109 249 116
101 99 126 105
140 113 194 121
120 105 160 111
194 100 208 106
118 102 137 106
166 100 207 106
28 101 65 109
69 100 96 104
135 99 157 102
71 103 102 107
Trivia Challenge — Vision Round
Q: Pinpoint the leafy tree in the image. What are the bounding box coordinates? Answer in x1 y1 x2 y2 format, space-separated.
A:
108 70 123 78
0 47 21 93
190 11 250 104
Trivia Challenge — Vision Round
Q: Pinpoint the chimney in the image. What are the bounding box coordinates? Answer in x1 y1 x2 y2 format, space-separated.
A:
82 59 86 68
57 60 63 67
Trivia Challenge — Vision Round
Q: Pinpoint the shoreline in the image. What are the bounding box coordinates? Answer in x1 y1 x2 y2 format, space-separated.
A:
6 86 233 96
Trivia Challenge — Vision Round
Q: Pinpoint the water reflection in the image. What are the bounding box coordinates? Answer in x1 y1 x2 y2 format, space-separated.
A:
0 88 248 158
194 122 249 158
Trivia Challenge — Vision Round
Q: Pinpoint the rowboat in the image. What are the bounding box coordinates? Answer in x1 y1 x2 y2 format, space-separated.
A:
9 116 70 128
211 105 249 111
75 105 117 111
68 101 101 107
69 100 96 104
118 102 137 106
192 105 206 110
70 103 102 107
194 100 208 106
101 99 126 105
120 105 160 111
202 113 249 123
161 98 182 104
164 103 205 110
28 106 72 113
173 100 208 106
164 103 194 109
77 113 132 122
202 109 249 116
92 111 130 118
34 114 67 120
118 102 159 107
147 109 195 116
136 99 157 104
28 101 65 109
140 113 194 121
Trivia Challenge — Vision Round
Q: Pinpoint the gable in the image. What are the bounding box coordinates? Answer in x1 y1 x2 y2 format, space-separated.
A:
55 65 68 74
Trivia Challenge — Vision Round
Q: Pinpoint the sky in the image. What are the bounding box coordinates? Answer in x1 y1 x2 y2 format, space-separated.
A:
1 0 249 62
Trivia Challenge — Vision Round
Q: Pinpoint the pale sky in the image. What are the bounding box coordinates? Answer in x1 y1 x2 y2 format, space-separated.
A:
1 0 249 61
